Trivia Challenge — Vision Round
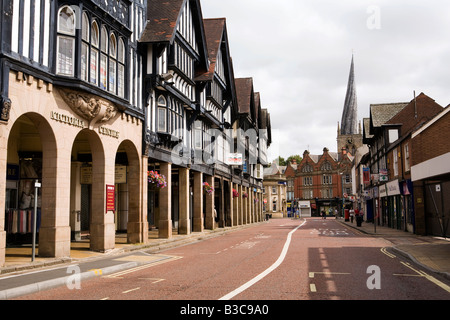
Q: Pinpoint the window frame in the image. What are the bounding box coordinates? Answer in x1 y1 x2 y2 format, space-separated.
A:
157 95 168 133
57 6 128 99
56 5 76 76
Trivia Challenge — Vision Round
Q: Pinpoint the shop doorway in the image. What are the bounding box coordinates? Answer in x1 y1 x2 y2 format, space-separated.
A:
5 115 43 248
4 112 61 258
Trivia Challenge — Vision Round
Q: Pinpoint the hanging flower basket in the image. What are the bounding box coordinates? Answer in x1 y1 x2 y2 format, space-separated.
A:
148 170 167 189
242 192 248 199
203 182 214 195
232 188 239 198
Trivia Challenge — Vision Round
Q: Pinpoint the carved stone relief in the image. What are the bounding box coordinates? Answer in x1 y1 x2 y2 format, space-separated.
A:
59 89 118 128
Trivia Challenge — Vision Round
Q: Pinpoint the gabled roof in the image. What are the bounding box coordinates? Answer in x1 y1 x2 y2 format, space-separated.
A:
140 0 208 71
260 108 272 145
196 18 225 81
370 102 408 132
254 92 261 126
235 77 254 115
140 0 185 43
386 92 443 135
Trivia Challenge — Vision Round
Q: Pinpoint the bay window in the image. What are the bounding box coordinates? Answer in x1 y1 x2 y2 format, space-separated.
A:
57 5 128 99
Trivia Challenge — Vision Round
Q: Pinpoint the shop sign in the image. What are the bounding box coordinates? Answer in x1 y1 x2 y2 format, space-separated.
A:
363 167 370 185
386 180 400 196
115 165 127 184
7 164 19 180
81 166 92 184
379 184 387 197
380 169 388 182
98 126 119 139
227 153 243 165
50 111 85 128
106 185 115 212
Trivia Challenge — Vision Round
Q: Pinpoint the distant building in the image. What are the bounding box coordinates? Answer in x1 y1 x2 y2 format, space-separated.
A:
263 162 287 218
293 148 353 217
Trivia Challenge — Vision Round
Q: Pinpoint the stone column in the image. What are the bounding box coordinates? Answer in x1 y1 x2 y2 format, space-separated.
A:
248 188 252 224
228 182 233 227
158 162 172 239
240 186 245 225
89 157 115 253
39 146 71 256
238 184 243 225
233 183 239 227
204 175 215 230
0 134 6 266
218 179 225 228
127 154 148 244
178 167 190 234
193 171 203 232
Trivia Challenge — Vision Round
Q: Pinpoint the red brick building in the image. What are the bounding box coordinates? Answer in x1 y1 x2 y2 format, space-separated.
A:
292 148 354 217
411 105 450 237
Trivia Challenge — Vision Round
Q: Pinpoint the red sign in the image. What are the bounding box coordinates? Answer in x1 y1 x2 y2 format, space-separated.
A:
106 185 115 212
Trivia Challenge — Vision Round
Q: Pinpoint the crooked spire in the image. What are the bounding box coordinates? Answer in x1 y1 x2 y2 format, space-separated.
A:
340 55 358 135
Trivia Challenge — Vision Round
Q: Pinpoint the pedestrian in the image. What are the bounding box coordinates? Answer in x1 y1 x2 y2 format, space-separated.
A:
350 209 355 223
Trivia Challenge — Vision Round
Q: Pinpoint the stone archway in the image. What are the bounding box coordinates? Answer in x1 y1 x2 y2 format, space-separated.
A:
115 139 147 244
2 112 70 259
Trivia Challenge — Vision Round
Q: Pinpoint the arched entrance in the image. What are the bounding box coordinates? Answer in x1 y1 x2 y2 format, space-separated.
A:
4 112 70 259
70 129 113 252
115 140 146 244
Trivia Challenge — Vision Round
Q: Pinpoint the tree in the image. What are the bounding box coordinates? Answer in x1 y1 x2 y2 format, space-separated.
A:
272 156 286 166
287 155 302 165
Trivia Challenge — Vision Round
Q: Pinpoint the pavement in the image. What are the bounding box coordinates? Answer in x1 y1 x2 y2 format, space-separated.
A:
0 217 449 299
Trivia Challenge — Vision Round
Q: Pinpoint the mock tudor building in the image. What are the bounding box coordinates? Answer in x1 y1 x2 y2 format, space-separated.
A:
0 0 273 266
0 0 148 266
362 93 444 233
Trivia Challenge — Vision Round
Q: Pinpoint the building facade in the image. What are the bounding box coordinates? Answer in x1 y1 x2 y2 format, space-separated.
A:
0 0 272 266
293 148 354 217
263 162 287 218
411 105 450 237
361 93 444 233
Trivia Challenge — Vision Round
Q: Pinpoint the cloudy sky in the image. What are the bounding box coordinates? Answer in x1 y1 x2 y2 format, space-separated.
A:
201 0 450 160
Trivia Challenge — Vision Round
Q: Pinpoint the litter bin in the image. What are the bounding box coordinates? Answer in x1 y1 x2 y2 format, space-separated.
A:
356 215 363 227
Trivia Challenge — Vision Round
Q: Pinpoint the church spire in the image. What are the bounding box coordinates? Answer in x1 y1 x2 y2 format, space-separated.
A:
340 55 358 135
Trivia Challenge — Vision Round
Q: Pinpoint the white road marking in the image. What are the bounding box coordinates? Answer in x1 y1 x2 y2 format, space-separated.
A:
122 287 140 294
219 220 307 300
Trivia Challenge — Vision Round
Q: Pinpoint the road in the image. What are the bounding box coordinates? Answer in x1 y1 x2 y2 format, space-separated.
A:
10 218 450 302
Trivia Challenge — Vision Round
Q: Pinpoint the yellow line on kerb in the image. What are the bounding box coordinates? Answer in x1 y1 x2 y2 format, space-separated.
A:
401 262 450 293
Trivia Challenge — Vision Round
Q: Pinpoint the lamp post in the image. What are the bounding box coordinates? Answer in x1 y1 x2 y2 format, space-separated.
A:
32 180 41 262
